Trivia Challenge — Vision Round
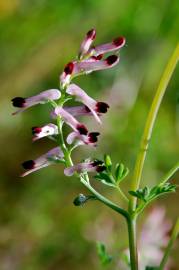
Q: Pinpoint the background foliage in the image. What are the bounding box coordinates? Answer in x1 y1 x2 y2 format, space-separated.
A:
0 0 178 269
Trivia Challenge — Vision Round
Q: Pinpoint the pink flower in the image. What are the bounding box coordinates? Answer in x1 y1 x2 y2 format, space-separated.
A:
12 89 61 115
60 62 74 87
21 147 64 177
67 131 100 146
54 106 88 135
32 123 58 141
138 207 172 269
60 55 119 86
79 28 96 59
74 55 119 74
90 36 126 56
64 160 105 176
66 84 109 124
51 105 96 118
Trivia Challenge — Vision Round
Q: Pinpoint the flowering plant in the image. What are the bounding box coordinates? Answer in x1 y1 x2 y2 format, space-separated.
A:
12 29 179 270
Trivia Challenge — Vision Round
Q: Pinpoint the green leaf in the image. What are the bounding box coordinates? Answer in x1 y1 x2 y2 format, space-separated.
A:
115 163 124 180
149 183 176 200
149 185 158 195
158 183 176 193
95 172 112 183
96 242 112 266
95 172 115 187
143 186 150 199
104 154 112 172
115 163 129 183
122 167 129 178
128 190 140 198
129 186 150 202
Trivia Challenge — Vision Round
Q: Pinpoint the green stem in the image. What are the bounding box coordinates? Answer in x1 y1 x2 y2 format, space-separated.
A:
110 174 129 202
80 174 129 219
159 162 179 185
129 43 179 212
127 217 138 270
56 116 73 167
159 217 179 270
116 186 129 202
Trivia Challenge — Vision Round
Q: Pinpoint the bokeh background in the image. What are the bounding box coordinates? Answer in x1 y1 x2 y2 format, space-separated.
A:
0 0 179 269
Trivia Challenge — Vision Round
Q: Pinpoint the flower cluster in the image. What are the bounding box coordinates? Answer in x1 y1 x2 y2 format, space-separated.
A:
11 29 125 177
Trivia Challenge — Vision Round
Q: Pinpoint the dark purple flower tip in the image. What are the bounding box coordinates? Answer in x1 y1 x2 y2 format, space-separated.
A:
92 160 104 166
96 102 109 113
86 29 96 40
32 127 42 135
76 124 88 135
113 36 125 47
88 132 100 143
96 165 106 172
91 54 103 60
11 97 26 108
22 160 35 169
106 55 118 65
64 62 74 75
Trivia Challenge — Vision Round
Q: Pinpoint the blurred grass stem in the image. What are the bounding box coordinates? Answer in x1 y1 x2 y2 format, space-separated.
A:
127 43 179 270
159 162 179 185
159 217 179 270
129 43 179 212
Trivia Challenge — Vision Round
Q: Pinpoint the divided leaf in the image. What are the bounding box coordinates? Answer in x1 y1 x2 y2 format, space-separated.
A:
129 186 150 202
115 163 129 183
95 155 129 188
96 242 113 266
95 172 115 187
129 183 176 205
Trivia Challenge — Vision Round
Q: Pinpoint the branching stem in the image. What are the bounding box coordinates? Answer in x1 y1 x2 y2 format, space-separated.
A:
80 174 129 219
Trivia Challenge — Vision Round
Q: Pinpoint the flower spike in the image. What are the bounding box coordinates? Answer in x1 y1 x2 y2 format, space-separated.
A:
90 36 126 56
64 160 105 176
12 89 61 115
66 84 109 124
79 28 96 59
21 147 64 177
32 123 58 141
54 107 88 135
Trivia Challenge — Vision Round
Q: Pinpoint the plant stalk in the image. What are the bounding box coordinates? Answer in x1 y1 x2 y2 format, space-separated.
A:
127 217 138 270
129 43 179 212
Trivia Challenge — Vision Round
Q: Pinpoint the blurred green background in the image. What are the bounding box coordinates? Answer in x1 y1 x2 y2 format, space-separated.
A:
0 0 178 269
